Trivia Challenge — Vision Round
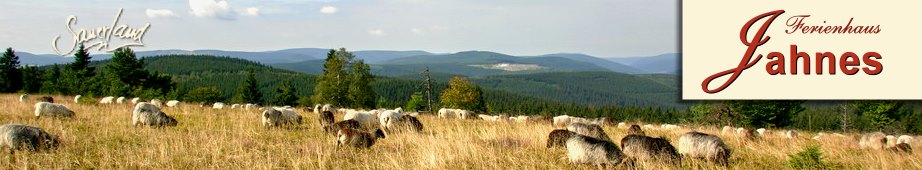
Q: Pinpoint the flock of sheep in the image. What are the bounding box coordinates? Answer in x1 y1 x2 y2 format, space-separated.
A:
5 94 920 168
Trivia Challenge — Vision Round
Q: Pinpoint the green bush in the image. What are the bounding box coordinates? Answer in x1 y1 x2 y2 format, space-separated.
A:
786 146 837 169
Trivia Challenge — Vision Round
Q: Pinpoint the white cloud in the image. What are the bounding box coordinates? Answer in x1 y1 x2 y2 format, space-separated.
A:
189 0 236 20
368 29 385 36
145 9 178 19
241 7 260 16
410 28 422 34
319 6 338 14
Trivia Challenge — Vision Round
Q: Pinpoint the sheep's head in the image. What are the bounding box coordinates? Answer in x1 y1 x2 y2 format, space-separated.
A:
163 115 178 126
43 134 60 149
373 128 386 139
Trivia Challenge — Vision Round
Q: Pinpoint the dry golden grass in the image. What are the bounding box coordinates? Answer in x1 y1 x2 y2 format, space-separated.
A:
0 94 920 169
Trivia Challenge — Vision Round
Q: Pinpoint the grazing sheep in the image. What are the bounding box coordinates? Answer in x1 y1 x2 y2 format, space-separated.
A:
642 124 658 130
262 108 303 128
721 126 734 135
319 111 335 127
438 108 455 118
617 122 629 129
213 102 225 109
859 132 888 150
130 97 141 104
812 132 827 140
131 102 178 127
565 134 623 166
887 143 912 153
737 128 758 141
530 115 552 124
74 95 81 104
336 128 385 148
313 104 322 114
511 115 529 123
897 135 913 144
116 97 126 104
166 100 180 107
756 128 767 136
150 99 162 107
34 102 75 118
324 119 362 134
457 110 474 119
343 110 379 129
390 115 424 133
322 104 336 113
627 124 645 136
783 130 799 139
886 135 898 147
0 124 59 154
553 115 572 127
245 104 257 109
567 123 611 141
677 132 731 165
99 96 115 104
19 94 28 103
547 129 576 148
620 135 681 165
379 109 404 130
660 124 681 130
231 104 241 109
38 96 54 103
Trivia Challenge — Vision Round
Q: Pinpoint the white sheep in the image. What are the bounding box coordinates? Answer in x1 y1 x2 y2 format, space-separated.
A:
73 95 82 104
130 97 141 104
231 104 241 109
34 102 75 118
213 102 225 109
344 110 379 129
553 115 572 127
513 115 529 123
313 104 322 114
660 124 680 130
677 131 731 165
0 124 60 153
617 122 629 129
721 126 734 135
567 123 611 141
897 135 913 144
457 109 474 119
565 134 623 166
378 109 404 131
166 100 180 107
782 130 799 139
150 99 163 107
886 135 898 147
132 102 177 127
438 108 454 118
322 104 336 113
19 94 28 103
99 96 115 104
262 108 303 127
756 128 767 136
116 97 126 104
245 104 257 109
859 132 887 150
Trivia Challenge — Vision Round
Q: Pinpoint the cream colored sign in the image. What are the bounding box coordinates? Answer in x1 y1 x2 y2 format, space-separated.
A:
682 1 922 99
52 8 150 56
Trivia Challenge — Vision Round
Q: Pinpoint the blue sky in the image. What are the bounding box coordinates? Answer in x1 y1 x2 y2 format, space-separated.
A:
0 0 677 57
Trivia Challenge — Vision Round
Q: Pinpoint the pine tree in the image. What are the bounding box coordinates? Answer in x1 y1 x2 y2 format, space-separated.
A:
274 80 299 106
62 44 96 95
40 65 62 94
105 47 145 88
69 44 94 76
0 48 23 92
20 66 42 93
313 48 352 106
235 68 262 104
405 92 425 112
348 60 375 109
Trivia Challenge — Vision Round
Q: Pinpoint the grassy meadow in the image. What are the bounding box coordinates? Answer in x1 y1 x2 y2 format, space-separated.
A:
0 94 919 169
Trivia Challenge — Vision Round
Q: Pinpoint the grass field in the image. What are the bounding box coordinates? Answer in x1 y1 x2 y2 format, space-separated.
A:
0 94 919 169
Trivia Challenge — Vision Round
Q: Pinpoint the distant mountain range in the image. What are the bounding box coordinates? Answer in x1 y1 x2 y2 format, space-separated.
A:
16 48 678 75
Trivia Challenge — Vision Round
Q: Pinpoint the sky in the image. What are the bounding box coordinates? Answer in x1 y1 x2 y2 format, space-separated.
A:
0 0 678 57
